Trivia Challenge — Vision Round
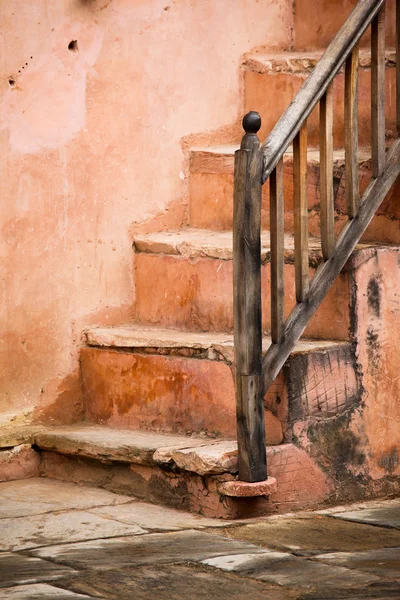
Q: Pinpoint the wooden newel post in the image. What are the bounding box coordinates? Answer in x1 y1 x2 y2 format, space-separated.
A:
233 112 267 483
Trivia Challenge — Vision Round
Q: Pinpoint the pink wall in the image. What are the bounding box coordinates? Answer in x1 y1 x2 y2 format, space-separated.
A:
0 0 292 421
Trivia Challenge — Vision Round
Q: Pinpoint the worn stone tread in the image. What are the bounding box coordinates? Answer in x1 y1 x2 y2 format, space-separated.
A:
243 49 396 74
133 228 323 262
34 425 218 466
190 143 372 168
84 324 351 361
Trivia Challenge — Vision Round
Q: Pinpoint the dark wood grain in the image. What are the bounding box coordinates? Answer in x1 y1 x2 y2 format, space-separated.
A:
345 44 360 218
270 159 285 343
319 83 335 259
261 0 385 183
293 123 309 303
262 138 400 394
371 5 386 177
233 116 266 482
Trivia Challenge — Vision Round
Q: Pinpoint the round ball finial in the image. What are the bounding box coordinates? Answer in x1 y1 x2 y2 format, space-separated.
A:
242 111 261 135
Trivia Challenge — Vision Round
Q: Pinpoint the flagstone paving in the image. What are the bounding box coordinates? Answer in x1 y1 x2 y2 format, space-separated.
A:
0 478 399 599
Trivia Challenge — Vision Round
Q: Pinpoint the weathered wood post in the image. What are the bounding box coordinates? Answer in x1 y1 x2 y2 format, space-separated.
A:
233 112 267 483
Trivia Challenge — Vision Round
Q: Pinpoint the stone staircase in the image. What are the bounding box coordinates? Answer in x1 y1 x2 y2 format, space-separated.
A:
2 1 399 518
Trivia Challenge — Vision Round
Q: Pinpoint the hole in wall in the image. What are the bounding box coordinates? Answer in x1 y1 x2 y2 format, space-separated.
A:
68 40 78 52
8 78 15 86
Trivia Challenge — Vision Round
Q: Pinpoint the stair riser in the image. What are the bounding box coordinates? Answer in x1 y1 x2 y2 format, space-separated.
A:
189 155 400 243
294 0 396 50
81 347 283 443
39 444 333 518
244 66 396 148
134 253 350 339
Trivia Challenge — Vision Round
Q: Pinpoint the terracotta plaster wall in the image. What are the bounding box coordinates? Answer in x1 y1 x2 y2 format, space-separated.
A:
0 1 292 420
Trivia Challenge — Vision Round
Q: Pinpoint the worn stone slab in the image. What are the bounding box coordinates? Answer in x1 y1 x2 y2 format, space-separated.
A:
315 547 400 580
84 324 343 360
328 505 400 529
89 501 232 531
154 441 238 475
0 425 40 448
203 551 379 589
35 425 211 466
1 584 92 599
57 564 297 600
212 515 400 555
0 553 76 589
0 478 133 518
29 530 267 569
133 228 323 263
0 444 40 481
0 510 146 551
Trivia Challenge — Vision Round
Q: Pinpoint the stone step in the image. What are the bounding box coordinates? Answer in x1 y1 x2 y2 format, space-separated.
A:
188 145 400 243
243 49 396 147
9 423 333 518
132 229 350 339
81 325 358 441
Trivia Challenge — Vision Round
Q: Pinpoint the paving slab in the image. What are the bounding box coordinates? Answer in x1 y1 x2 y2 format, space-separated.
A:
0 553 76 589
202 551 379 590
327 505 400 529
298 580 400 599
56 564 297 600
314 547 400 579
29 530 267 570
0 584 92 599
0 478 133 518
211 515 400 555
0 510 146 551
89 500 232 531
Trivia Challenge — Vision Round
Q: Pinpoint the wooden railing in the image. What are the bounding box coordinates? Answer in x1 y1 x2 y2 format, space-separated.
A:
233 0 400 483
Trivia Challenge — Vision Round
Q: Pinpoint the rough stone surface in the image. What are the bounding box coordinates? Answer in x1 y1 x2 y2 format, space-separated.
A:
315 547 400 580
214 515 400 555
0 444 40 482
0 510 146 551
58 564 297 600
154 441 238 475
202 552 379 589
89 501 232 531
0 553 76 588
217 477 278 497
328 505 400 529
0 479 399 598
0 478 133 519
1 585 92 599
29 530 266 569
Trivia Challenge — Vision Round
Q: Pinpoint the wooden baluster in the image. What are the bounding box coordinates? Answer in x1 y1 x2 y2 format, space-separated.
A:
233 112 266 483
293 123 309 303
371 5 386 177
397 0 400 134
345 45 360 218
270 159 285 343
319 83 335 259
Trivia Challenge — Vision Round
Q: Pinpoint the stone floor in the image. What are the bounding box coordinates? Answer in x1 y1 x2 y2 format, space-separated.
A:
1 478 399 599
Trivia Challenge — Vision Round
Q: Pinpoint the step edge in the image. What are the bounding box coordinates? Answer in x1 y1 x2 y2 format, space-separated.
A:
243 48 396 74
83 326 351 358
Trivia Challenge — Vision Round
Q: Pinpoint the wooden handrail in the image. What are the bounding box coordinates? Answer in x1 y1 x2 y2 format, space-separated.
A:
261 0 385 183
233 0 400 484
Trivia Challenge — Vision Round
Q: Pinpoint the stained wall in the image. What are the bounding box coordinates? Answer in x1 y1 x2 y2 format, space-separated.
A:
0 0 292 421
